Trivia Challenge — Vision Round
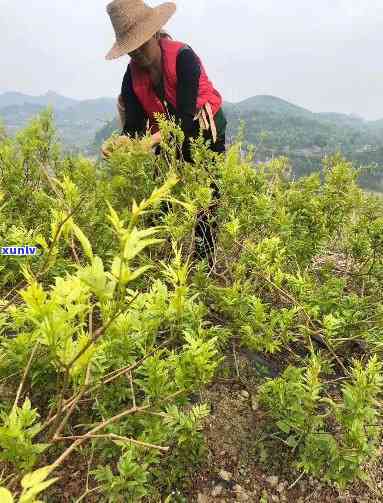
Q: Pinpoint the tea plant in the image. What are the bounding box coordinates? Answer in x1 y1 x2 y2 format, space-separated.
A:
1 109 383 500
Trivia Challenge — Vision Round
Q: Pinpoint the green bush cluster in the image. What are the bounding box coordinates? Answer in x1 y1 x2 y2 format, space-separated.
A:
1 109 383 500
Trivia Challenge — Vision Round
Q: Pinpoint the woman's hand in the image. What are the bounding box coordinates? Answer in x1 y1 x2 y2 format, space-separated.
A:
101 133 160 159
101 135 132 159
150 131 161 148
117 94 126 128
101 141 111 159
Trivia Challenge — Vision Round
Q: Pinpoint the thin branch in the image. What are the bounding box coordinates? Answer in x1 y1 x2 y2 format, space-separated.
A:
40 340 162 433
85 442 94 493
232 340 240 379
53 363 92 440
37 160 63 200
51 404 150 468
70 235 81 265
41 333 176 435
101 335 173 386
50 388 186 470
54 433 169 452
50 300 134 439
0 370 21 384
67 293 139 371
50 370 70 439
39 197 86 276
12 342 39 411
74 485 102 503
129 371 136 409
288 471 305 490
2 279 27 301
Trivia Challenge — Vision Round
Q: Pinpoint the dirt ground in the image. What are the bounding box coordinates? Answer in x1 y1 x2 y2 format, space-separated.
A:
186 350 383 503
44 349 383 502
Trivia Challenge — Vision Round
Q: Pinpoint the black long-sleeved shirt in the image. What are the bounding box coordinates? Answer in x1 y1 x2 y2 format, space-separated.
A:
120 46 201 140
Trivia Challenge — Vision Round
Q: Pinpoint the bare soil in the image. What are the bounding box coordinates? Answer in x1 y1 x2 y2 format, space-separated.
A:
44 349 383 502
186 350 383 503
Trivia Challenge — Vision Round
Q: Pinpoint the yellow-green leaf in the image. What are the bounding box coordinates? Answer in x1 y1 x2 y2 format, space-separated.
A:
71 222 93 261
127 265 153 282
167 196 195 213
107 202 125 235
123 228 164 261
21 466 54 490
0 488 14 503
132 199 139 215
20 478 59 503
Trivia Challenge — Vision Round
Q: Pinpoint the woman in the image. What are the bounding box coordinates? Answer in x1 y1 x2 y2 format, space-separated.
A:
105 0 227 263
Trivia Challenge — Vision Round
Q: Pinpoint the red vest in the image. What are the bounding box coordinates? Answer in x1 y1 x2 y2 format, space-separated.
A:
130 38 222 133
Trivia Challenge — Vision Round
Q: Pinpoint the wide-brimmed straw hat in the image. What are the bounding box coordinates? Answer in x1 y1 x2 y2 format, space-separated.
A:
105 0 176 60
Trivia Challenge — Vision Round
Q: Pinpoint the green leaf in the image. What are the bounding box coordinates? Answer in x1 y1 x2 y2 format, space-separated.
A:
166 196 195 213
0 488 14 503
276 420 291 434
127 265 153 283
21 466 54 490
107 202 125 236
286 435 298 448
71 222 93 261
20 478 59 503
123 228 164 262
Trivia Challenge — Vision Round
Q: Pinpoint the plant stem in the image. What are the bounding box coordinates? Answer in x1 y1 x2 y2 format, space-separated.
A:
54 433 169 452
51 389 184 469
12 342 39 411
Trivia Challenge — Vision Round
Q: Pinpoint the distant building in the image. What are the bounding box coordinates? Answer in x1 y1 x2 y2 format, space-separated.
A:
355 145 378 153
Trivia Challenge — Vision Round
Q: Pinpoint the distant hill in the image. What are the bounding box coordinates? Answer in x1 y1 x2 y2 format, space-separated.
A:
0 103 45 121
314 112 366 129
227 95 314 118
223 96 378 136
220 95 383 190
369 119 383 131
0 90 78 110
92 117 120 151
0 91 116 152
221 97 373 151
1 91 383 189
56 98 116 123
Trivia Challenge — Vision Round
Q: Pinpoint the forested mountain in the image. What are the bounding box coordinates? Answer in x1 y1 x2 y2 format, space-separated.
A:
0 90 78 110
0 91 116 152
221 96 383 189
1 91 383 188
90 94 383 189
92 94 383 155
226 95 313 118
223 95 380 150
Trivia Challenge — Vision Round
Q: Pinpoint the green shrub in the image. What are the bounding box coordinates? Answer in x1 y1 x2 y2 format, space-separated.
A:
1 109 383 500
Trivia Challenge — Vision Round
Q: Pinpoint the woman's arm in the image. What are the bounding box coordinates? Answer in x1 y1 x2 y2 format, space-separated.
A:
102 67 157 158
117 94 126 128
176 47 201 139
120 65 148 137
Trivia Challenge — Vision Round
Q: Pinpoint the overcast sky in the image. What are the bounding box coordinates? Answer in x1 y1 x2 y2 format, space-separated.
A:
1 0 383 119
